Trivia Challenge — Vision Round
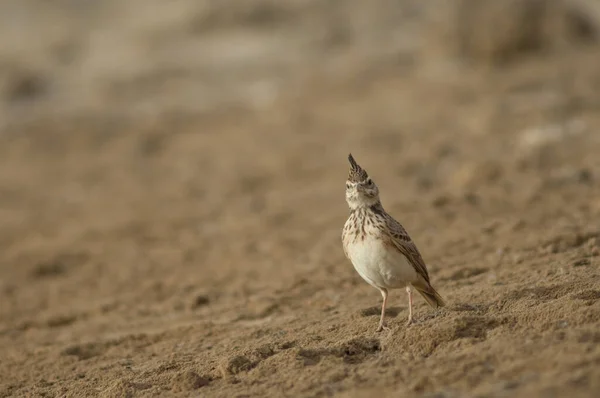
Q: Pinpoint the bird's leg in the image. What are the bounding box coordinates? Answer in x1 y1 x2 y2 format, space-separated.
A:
406 285 413 326
376 288 390 332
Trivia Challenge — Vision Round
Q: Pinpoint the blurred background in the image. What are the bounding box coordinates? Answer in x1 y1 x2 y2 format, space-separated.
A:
1 0 599 397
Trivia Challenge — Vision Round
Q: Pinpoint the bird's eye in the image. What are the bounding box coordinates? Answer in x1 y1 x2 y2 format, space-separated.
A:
346 183 351 189
366 178 373 185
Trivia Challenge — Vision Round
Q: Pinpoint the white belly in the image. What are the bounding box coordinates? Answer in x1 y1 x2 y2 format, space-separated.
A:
346 235 418 290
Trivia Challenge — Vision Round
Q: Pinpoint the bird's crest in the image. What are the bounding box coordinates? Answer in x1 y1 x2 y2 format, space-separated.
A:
347 153 369 183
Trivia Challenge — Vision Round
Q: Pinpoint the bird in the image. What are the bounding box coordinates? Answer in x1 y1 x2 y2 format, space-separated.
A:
341 153 446 332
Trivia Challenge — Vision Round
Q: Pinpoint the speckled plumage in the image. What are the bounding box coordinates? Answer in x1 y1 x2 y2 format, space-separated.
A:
342 154 445 332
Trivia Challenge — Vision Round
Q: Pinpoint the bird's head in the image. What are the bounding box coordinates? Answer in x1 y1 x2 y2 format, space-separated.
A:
346 153 380 209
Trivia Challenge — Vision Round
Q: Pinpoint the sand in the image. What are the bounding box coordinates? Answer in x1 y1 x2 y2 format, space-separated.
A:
0 1 599 397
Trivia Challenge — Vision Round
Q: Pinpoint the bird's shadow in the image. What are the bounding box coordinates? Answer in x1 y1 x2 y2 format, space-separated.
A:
359 306 404 318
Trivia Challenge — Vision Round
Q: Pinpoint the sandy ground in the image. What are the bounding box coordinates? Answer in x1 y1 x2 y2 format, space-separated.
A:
1 1 600 397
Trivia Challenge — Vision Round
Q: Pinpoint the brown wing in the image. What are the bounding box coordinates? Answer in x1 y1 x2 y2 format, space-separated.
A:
384 216 431 283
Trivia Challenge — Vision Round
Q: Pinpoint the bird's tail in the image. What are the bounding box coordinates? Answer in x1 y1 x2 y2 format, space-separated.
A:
413 282 446 308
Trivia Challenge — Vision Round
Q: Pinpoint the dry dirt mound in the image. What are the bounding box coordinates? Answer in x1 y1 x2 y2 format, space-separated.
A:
422 0 600 67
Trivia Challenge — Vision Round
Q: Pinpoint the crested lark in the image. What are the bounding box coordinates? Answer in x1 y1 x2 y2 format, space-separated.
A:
342 154 446 332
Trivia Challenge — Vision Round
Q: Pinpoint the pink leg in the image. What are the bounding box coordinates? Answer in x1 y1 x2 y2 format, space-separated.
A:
376 288 389 332
406 286 413 326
